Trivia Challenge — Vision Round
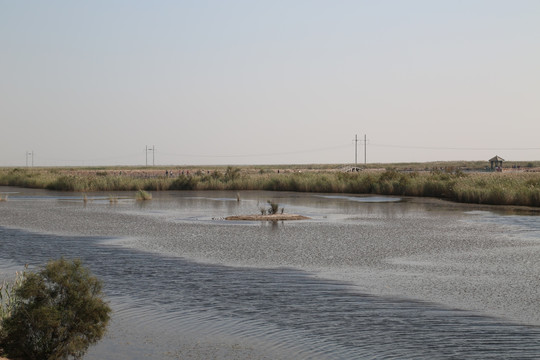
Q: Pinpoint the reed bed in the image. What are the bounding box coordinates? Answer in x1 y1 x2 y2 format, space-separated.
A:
1 167 540 207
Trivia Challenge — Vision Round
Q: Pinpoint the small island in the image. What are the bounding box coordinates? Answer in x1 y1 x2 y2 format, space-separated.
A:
226 200 310 221
225 214 310 221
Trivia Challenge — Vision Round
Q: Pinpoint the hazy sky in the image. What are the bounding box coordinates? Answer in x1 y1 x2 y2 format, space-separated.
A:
2 1 539 166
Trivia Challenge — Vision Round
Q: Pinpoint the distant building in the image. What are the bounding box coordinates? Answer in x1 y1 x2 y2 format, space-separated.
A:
489 155 504 170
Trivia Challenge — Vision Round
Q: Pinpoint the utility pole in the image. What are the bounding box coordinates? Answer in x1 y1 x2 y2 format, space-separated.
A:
146 145 155 167
354 134 358 166
364 134 367 165
26 150 34 167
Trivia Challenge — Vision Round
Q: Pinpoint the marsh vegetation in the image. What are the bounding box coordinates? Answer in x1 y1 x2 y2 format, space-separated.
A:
1 163 540 207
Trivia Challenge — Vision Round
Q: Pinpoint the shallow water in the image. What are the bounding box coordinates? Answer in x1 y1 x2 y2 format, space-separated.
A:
1 187 540 359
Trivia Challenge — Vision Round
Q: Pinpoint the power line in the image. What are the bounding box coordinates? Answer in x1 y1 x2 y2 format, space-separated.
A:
38 153 141 163
353 135 368 165
160 144 351 159
16 143 353 166
370 143 540 151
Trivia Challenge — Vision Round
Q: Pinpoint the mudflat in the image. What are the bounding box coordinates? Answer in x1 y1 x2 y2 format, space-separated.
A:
225 214 310 221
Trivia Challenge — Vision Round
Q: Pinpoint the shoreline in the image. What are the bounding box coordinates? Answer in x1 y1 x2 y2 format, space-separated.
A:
1 166 540 208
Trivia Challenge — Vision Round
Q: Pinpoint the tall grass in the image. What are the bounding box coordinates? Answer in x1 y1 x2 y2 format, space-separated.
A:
135 190 152 201
1 167 540 207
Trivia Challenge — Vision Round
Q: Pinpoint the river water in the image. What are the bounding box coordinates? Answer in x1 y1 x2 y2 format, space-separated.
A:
1 186 540 359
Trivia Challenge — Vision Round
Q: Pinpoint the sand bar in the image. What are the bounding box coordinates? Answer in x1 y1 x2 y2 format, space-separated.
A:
225 214 310 221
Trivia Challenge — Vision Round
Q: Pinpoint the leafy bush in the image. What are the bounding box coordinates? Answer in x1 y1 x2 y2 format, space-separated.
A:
0 258 111 360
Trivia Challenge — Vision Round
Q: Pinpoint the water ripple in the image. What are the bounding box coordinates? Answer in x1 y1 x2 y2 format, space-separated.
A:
1 226 540 359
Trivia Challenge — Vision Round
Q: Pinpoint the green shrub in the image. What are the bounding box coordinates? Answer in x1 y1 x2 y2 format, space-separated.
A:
0 258 111 360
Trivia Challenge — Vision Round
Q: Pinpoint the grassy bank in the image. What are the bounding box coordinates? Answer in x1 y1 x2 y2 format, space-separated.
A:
1 166 540 207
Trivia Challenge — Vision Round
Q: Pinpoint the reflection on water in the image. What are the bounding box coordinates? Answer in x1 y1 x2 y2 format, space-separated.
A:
1 187 540 359
315 194 402 203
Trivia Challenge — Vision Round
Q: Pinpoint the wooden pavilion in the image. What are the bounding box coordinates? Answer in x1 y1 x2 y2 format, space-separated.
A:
489 155 504 170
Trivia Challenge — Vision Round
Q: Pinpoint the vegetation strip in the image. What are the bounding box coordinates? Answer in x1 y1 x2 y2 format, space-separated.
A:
1 164 540 207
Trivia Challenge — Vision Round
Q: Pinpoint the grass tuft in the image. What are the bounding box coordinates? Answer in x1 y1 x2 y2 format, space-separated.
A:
267 200 279 215
135 189 152 201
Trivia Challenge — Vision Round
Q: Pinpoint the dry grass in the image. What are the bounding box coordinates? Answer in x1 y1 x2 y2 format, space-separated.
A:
1 165 540 207
135 189 152 201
